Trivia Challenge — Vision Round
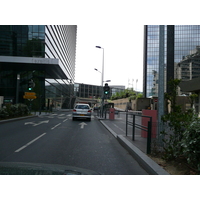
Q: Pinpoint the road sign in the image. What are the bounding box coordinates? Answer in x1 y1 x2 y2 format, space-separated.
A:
23 92 37 99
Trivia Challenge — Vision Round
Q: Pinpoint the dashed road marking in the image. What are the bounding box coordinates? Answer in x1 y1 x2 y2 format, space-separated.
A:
51 123 61 130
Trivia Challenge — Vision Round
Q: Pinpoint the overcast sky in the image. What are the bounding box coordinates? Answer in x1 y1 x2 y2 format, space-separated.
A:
5 0 195 93
75 24 144 91
4 1 199 93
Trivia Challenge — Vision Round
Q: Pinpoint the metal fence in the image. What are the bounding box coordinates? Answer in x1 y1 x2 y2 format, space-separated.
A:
125 112 173 154
126 112 153 154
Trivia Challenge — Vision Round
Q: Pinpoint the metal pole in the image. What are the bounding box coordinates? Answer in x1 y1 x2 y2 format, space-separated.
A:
101 48 104 88
158 25 165 143
132 114 135 141
126 112 128 136
16 74 20 104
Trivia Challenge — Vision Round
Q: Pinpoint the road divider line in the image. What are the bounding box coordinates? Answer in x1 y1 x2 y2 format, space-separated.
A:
63 119 68 122
15 133 46 153
51 123 61 130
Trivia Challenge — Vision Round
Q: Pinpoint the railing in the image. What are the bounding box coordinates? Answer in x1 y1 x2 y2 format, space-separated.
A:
126 112 152 154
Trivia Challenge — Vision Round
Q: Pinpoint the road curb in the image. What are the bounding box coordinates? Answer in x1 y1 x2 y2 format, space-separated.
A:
117 135 169 175
99 120 118 138
100 120 170 175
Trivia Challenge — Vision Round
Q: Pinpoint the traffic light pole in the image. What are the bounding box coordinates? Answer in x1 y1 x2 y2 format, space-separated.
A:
16 74 20 104
101 96 104 118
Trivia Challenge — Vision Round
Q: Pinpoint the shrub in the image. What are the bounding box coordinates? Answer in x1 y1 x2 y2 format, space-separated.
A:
160 79 200 172
0 104 30 119
0 108 9 119
181 118 200 171
161 109 195 160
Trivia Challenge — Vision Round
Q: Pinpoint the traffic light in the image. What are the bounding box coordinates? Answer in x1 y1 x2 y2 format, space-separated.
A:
103 83 110 97
28 79 35 91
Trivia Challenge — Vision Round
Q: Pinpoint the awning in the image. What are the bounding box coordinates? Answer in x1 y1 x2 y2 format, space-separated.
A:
0 56 68 79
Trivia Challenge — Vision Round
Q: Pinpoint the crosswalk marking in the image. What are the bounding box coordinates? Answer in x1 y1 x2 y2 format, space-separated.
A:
38 113 95 120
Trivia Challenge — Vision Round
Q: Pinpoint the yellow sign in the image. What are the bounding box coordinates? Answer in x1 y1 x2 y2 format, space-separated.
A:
23 95 37 99
25 92 36 96
23 92 37 99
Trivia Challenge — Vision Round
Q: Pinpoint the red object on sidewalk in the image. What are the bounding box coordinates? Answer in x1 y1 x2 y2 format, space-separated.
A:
141 110 157 138
109 108 115 120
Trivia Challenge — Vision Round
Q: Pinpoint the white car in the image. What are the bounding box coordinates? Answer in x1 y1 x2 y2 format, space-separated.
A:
72 104 92 121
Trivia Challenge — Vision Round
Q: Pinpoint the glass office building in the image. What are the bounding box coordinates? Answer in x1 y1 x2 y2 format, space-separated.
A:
143 25 200 97
73 83 125 100
0 25 77 109
74 83 102 99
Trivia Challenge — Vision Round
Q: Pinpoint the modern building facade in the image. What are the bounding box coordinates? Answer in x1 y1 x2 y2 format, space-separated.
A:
143 25 200 97
74 83 125 100
0 25 77 109
74 83 102 99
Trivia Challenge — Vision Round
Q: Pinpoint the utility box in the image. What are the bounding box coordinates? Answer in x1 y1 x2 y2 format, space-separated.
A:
109 108 115 120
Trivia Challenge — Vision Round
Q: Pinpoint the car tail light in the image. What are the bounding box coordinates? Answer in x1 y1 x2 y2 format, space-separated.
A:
73 109 76 112
88 110 91 113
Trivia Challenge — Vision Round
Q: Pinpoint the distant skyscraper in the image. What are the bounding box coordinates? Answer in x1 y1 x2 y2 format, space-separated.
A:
143 25 200 97
0 25 77 108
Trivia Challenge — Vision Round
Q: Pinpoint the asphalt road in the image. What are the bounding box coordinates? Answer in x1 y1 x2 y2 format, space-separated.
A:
0 111 148 175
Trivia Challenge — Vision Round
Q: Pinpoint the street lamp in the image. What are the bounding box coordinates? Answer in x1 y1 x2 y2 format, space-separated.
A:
104 80 111 83
94 68 111 85
95 46 104 87
94 68 101 73
96 46 105 118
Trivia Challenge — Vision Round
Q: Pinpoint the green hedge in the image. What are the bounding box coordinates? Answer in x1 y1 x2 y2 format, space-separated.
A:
0 104 30 119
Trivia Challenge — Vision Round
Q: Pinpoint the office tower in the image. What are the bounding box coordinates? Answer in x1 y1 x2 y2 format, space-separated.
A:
0 25 77 109
143 25 200 97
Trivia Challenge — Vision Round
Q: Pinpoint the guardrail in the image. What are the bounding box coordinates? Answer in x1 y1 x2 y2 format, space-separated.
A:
126 112 152 154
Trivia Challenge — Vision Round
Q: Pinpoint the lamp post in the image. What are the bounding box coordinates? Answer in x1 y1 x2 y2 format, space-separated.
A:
96 46 104 118
94 68 111 83
95 46 104 87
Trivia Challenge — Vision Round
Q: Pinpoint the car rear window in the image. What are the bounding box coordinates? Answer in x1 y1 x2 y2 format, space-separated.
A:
75 105 89 109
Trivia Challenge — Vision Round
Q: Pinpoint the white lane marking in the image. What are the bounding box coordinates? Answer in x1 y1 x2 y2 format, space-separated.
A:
24 120 49 126
25 122 36 125
33 120 49 126
79 122 87 129
15 133 46 153
51 123 61 130
63 119 68 122
58 114 65 116
58 117 66 119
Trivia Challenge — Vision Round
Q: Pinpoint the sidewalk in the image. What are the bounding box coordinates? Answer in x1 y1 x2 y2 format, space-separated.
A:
96 113 169 175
